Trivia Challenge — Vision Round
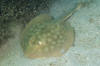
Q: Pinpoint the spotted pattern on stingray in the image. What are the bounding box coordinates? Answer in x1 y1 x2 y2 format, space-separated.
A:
21 4 82 58
21 14 74 58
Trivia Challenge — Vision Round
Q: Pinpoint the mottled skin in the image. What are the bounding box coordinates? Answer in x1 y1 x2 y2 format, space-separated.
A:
21 4 81 59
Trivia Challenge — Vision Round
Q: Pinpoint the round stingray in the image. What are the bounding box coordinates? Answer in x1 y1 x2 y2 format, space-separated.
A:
21 14 74 59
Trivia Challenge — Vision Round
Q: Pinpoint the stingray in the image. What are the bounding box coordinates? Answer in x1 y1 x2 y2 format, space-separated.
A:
21 4 81 59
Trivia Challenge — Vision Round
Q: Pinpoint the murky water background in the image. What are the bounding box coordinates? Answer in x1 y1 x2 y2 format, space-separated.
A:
0 0 100 66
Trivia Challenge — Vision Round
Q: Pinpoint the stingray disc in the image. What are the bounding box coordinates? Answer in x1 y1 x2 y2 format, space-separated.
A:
21 14 74 58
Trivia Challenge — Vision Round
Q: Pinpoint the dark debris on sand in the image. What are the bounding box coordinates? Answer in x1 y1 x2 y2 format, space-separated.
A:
0 0 54 46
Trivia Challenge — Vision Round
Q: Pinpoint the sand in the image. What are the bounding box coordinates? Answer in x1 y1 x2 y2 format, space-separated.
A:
0 0 100 66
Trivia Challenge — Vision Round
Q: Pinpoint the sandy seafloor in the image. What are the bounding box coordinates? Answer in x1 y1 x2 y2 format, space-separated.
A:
0 0 100 66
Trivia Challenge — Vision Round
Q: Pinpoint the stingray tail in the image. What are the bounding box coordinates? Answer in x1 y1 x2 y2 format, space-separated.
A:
63 3 82 22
